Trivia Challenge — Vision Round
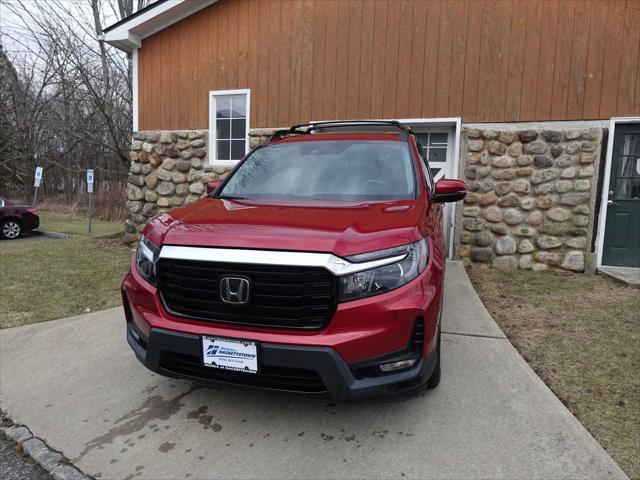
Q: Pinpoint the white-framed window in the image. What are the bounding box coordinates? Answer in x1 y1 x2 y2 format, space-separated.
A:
414 131 449 181
208 89 251 165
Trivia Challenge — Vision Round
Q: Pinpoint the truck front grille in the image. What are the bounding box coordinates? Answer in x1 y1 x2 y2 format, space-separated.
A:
157 258 336 329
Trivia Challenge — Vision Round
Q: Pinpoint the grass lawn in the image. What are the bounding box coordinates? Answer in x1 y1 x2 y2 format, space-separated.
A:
0 236 133 329
467 266 640 478
38 212 124 237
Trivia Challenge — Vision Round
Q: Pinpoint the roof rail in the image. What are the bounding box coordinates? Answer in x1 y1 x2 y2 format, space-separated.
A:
268 120 413 142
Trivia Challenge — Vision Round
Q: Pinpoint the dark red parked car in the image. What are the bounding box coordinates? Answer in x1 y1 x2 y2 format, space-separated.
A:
122 121 466 400
0 197 39 240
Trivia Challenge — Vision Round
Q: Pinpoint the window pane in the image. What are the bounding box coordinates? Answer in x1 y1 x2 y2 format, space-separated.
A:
430 167 441 178
231 96 246 118
216 97 231 118
428 147 446 163
414 133 429 145
217 119 230 139
217 140 230 161
232 119 246 139
231 140 246 160
429 133 448 146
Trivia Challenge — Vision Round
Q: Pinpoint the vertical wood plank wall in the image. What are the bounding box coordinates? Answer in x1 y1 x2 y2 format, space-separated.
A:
138 0 640 131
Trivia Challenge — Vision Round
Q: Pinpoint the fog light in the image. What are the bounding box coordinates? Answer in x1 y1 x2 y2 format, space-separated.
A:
378 358 418 373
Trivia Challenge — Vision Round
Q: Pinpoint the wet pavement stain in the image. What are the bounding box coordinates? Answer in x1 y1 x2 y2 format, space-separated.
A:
187 405 223 432
187 405 208 419
158 441 176 453
74 384 201 461
198 415 213 427
320 433 334 441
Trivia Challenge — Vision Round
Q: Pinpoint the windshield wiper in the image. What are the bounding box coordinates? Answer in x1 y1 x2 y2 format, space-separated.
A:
215 194 248 200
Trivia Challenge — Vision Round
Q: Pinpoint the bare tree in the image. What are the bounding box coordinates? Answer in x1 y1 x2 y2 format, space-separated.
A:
0 0 151 198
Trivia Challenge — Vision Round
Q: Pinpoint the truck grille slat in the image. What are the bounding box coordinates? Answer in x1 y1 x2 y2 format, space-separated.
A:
157 258 336 329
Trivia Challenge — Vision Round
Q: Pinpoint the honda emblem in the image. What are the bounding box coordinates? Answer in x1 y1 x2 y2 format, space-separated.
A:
219 276 250 304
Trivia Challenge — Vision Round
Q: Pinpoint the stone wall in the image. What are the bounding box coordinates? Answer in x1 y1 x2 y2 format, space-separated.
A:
455 125 604 272
123 129 276 243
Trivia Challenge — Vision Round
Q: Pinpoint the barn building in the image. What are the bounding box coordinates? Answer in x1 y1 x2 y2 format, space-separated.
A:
104 0 640 274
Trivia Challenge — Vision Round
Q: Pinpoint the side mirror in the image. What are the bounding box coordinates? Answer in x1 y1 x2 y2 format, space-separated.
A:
432 179 466 203
206 180 221 194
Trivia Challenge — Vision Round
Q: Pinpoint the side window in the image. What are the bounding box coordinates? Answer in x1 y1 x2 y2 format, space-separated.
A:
416 142 434 194
209 89 250 165
414 132 448 180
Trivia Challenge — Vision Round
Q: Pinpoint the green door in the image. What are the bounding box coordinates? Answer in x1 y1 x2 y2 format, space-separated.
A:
602 124 640 267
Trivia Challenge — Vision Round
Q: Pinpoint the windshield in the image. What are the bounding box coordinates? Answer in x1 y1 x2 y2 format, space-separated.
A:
219 140 416 201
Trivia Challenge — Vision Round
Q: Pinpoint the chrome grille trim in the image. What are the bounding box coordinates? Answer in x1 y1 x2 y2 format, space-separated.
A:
159 246 407 276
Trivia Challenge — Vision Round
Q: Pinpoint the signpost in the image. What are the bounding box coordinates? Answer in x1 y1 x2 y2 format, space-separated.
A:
87 169 94 233
32 166 43 206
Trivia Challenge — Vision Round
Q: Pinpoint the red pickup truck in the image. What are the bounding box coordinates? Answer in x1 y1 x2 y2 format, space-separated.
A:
122 121 466 400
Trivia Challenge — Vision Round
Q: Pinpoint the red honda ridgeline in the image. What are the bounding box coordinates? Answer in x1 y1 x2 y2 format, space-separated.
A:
122 121 466 400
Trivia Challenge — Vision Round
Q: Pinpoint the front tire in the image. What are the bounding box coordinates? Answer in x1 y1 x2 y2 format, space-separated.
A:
1 220 23 240
426 325 441 389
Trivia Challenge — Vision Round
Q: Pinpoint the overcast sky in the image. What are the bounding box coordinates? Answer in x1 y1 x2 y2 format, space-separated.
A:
0 0 119 59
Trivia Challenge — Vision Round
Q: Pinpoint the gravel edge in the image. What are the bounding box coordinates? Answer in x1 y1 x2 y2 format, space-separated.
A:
1 412 92 480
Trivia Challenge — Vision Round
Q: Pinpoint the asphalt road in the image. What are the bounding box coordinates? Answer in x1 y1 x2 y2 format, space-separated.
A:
0 435 51 480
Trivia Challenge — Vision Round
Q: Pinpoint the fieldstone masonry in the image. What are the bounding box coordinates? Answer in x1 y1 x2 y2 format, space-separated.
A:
456 126 603 272
123 128 276 243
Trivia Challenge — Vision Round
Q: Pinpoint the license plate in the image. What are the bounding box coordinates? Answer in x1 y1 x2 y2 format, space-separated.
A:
201 336 259 374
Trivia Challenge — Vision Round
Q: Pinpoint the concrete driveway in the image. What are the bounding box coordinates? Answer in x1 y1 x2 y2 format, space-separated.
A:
0 262 626 480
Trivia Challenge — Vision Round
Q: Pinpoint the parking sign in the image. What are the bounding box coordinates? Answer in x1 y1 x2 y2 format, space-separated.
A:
34 166 43 187
87 169 94 193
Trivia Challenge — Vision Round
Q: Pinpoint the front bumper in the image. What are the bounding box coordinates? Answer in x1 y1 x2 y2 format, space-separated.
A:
126 321 438 401
122 248 445 400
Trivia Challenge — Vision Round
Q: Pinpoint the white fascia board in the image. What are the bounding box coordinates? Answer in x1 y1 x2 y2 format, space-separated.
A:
104 0 217 52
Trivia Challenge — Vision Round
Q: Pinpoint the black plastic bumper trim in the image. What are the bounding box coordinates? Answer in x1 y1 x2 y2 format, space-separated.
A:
126 326 436 401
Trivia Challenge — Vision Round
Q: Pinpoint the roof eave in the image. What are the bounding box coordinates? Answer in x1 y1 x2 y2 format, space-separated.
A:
103 0 217 52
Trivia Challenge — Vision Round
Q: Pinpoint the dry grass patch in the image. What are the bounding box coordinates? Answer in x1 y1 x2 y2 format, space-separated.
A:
467 266 640 478
0 237 132 329
38 212 124 237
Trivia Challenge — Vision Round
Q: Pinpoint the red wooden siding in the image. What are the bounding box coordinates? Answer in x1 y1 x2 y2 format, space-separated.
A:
138 0 640 131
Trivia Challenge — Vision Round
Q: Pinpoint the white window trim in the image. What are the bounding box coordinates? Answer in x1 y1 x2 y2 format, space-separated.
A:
595 116 640 268
208 89 251 166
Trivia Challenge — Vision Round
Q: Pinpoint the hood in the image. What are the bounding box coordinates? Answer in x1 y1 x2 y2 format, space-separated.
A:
146 197 425 257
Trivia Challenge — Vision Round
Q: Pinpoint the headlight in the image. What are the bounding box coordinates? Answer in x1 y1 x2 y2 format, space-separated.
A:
135 235 159 286
338 239 429 302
